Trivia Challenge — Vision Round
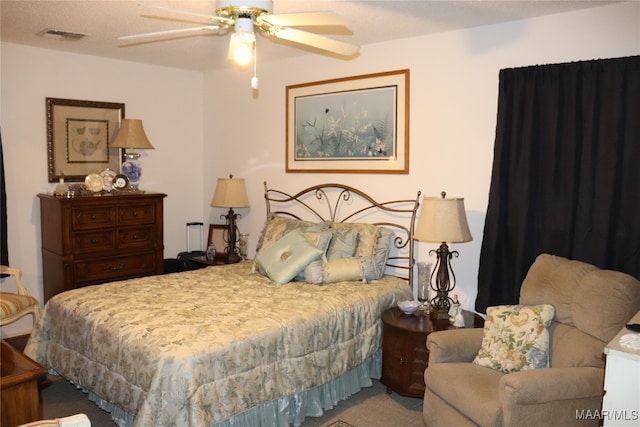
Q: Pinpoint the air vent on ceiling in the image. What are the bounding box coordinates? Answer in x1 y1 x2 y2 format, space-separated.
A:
37 29 88 41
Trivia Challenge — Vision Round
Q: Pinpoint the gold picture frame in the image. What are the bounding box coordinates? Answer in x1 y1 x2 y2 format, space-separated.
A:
47 97 125 182
286 69 409 174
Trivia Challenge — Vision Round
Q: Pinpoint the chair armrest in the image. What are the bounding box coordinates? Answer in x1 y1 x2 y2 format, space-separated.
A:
427 328 484 364
499 366 604 405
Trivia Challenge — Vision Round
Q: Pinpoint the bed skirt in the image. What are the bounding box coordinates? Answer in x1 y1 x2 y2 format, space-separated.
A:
84 350 382 427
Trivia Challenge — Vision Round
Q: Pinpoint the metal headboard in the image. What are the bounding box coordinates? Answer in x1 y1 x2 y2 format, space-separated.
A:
264 182 421 286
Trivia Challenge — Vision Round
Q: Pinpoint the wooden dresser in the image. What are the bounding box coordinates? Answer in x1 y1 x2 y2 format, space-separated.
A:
38 192 166 301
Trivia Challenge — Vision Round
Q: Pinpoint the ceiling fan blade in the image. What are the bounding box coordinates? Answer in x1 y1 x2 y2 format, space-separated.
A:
138 3 233 25
271 27 359 56
260 11 351 27
118 26 220 42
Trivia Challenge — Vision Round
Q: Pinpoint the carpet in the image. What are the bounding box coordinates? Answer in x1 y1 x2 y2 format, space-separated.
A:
41 374 423 426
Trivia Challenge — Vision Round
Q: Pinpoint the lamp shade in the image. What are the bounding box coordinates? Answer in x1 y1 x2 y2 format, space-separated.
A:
111 119 155 150
414 194 472 243
210 176 250 208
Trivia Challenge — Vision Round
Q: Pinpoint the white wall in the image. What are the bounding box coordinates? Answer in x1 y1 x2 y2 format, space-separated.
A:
202 1 639 307
1 1 638 337
0 46 204 337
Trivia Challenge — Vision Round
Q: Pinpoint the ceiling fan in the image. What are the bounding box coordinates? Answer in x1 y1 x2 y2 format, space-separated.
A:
119 1 360 88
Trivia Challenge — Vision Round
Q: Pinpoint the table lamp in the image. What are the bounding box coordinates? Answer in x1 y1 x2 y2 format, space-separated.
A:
110 119 155 191
414 191 472 319
210 175 250 263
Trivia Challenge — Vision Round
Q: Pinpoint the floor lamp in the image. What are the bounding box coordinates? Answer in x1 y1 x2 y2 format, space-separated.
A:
414 191 472 319
210 175 250 264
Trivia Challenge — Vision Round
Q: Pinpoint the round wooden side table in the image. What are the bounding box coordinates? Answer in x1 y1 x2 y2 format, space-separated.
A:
380 307 484 397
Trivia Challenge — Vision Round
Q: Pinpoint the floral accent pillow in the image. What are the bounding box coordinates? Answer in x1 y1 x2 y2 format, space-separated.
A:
473 304 555 373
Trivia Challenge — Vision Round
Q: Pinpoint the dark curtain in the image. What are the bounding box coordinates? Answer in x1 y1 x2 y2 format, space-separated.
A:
1 131 8 267
476 56 640 313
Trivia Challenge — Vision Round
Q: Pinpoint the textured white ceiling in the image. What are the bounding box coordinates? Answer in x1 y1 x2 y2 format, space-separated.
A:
1 1 619 71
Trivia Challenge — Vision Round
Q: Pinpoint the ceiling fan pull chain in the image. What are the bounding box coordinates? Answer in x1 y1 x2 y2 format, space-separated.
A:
251 38 259 90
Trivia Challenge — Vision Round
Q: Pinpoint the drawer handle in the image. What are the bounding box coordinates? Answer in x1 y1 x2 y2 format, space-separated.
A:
106 263 125 271
131 212 138 217
90 214 97 220
132 234 139 240
90 239 98 244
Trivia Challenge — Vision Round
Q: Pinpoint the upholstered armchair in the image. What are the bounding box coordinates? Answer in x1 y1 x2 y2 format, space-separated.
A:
423 254 640 427
0 265 40 327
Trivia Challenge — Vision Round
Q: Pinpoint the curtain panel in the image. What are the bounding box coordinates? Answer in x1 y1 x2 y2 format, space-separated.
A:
1 133 7 267
476 56 640 313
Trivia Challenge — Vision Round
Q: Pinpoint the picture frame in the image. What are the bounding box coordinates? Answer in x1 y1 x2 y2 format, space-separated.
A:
286 69 409 174
46 97 125 182
207 224 227 253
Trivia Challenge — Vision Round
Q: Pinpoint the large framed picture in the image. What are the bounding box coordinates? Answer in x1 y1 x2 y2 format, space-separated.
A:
286 69 409 174
46 97 125 182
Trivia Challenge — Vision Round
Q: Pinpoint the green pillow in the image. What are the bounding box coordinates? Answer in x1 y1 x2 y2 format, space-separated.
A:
473 304 555 373
326 228 359 260
255 229 324 284
293 230 332 281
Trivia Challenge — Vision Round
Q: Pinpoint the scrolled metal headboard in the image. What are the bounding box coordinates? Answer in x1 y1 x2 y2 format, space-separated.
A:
264 182 421 285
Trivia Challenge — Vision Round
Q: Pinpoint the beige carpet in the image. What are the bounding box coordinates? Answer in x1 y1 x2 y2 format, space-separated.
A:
41 374 424 426
325 421 354 427
302 381 424 427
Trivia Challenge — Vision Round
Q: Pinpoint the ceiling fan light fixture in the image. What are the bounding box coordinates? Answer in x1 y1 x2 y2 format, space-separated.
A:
228 17 255 67
216 0 273 20
125 1 358 88
229 32 255 67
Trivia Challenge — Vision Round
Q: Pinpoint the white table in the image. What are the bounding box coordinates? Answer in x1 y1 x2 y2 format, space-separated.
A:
602 310 640 426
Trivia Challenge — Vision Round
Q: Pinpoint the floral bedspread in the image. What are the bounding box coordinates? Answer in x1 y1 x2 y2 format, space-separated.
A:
25 261 411 427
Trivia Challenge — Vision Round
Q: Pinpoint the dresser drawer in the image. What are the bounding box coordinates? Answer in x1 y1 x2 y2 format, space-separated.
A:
73 230 116 252
74 252 156 284
72 206 116 230
118 203 156 226
117 226 155 250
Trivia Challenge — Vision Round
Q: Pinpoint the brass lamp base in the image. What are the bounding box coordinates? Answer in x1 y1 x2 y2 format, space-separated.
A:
434 307 451 319
429 242 459 320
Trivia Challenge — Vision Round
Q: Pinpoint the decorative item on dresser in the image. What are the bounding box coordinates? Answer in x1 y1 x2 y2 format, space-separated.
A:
109 118 155 191
37 192 166 302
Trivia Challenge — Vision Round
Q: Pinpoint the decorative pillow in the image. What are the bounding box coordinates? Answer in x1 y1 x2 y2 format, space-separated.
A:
473 304 555 373
302 231 332 254
292 230 332 281
326 228 359 260
372 227 394 279
359 255 380 282
330 222 378 257
256 215 326 253
255 229 324 284
328 223 394 279
304 258 363 285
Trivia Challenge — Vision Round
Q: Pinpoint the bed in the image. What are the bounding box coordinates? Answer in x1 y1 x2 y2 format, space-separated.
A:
25 183 421 427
